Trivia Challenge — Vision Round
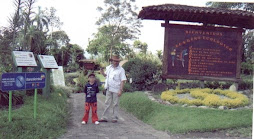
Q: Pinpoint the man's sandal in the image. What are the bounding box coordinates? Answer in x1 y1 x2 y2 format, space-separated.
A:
99 119 108 122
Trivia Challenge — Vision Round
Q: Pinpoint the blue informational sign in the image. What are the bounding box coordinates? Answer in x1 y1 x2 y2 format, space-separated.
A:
1 72 46 92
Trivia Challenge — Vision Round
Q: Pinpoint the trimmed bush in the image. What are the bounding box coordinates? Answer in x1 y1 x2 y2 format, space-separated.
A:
204 80 253 90
123 82 135 92
241 61 253 75
123 58 161 91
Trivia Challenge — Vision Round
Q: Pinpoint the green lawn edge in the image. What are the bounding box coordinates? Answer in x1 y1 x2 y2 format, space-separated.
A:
120 92 252 134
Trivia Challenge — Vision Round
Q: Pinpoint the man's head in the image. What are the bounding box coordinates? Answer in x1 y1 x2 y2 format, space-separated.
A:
110 55 121 67
88 73 96 83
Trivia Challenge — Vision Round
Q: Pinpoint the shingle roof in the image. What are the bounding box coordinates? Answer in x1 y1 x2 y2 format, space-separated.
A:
138 4 254 29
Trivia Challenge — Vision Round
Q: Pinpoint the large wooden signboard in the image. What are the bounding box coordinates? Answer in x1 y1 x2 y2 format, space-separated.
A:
162 24 243 81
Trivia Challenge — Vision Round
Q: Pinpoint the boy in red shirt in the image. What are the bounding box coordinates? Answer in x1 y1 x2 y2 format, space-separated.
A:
82 73 99 125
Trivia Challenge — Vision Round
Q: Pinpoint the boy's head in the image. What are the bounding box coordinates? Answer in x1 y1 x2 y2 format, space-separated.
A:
88 73 96 83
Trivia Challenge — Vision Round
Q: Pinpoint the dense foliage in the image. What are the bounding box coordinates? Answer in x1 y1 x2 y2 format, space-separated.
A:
0 0 85 74
87 0 142 61
123 57 161 90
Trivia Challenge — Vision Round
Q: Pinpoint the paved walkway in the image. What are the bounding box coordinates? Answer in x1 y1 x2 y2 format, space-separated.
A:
58 93 171 139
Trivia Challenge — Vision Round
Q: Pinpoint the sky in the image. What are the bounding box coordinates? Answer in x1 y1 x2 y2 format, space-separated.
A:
0 0 253 57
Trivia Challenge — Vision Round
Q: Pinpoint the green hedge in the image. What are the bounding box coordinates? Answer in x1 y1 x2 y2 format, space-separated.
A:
122 58 161 91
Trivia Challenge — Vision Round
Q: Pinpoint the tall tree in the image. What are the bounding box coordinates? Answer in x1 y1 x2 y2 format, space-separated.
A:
9 0 23 49
48 31 70 64
47 7 63 38
65 44 85 71
87 25 132 60
33 6 49 32
0 28 13 72
206 2 254 11
133 40 148 54
88 0 142 60
156 50 163 60
21 0 36 51
29 6 50 55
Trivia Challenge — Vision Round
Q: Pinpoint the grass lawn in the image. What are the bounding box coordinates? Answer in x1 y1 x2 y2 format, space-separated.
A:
0 86 70 139
120 92 252 134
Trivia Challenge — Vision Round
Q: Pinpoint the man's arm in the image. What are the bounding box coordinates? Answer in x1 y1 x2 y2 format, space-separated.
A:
118 80 126 97
118 68 127 97
100 68 106 77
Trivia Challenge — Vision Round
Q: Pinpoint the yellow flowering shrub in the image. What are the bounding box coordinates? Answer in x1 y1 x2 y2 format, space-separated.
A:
161 88 249 108
189 99 203 106
203 94 221 107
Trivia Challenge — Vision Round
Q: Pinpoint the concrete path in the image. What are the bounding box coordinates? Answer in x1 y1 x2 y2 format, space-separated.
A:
58 93 171 139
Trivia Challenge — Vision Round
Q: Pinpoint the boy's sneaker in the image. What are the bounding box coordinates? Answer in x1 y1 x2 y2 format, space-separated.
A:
81 121 87 124
95 121 99 125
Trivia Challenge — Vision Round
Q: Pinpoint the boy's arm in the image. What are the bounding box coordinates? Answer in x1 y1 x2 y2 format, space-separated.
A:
96 84 99 93
84 85 87 94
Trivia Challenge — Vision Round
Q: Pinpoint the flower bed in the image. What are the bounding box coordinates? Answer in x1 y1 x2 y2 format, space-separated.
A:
161 88 249 108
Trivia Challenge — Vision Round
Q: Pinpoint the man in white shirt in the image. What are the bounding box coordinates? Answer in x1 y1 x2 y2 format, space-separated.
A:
99 55 127 123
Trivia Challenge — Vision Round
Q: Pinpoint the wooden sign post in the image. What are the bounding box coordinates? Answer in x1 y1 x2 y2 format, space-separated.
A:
161 24 243 83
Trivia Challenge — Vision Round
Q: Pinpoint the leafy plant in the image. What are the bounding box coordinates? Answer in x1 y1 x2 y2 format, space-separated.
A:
123 58 161 91
123 82 135 92
0 90 25 108
241 61 253 75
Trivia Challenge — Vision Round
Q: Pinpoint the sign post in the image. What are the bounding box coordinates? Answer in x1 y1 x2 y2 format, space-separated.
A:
42 69 51 98
8 91 12 122
1 72 46 121
37 55 58 97
34 89 37 119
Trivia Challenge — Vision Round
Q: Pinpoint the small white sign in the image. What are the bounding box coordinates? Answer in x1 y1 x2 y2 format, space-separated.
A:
52 66 65 86
38 55 58 69
12 51 37 67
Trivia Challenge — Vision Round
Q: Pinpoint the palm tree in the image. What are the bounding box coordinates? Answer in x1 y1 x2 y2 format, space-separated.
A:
28 7 50 55
32 6 49 32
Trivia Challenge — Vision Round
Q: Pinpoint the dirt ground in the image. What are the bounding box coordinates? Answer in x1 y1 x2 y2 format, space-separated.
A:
58 93 252 139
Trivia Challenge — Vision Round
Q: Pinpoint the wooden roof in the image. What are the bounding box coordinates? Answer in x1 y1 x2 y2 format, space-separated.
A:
138 4 254 29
